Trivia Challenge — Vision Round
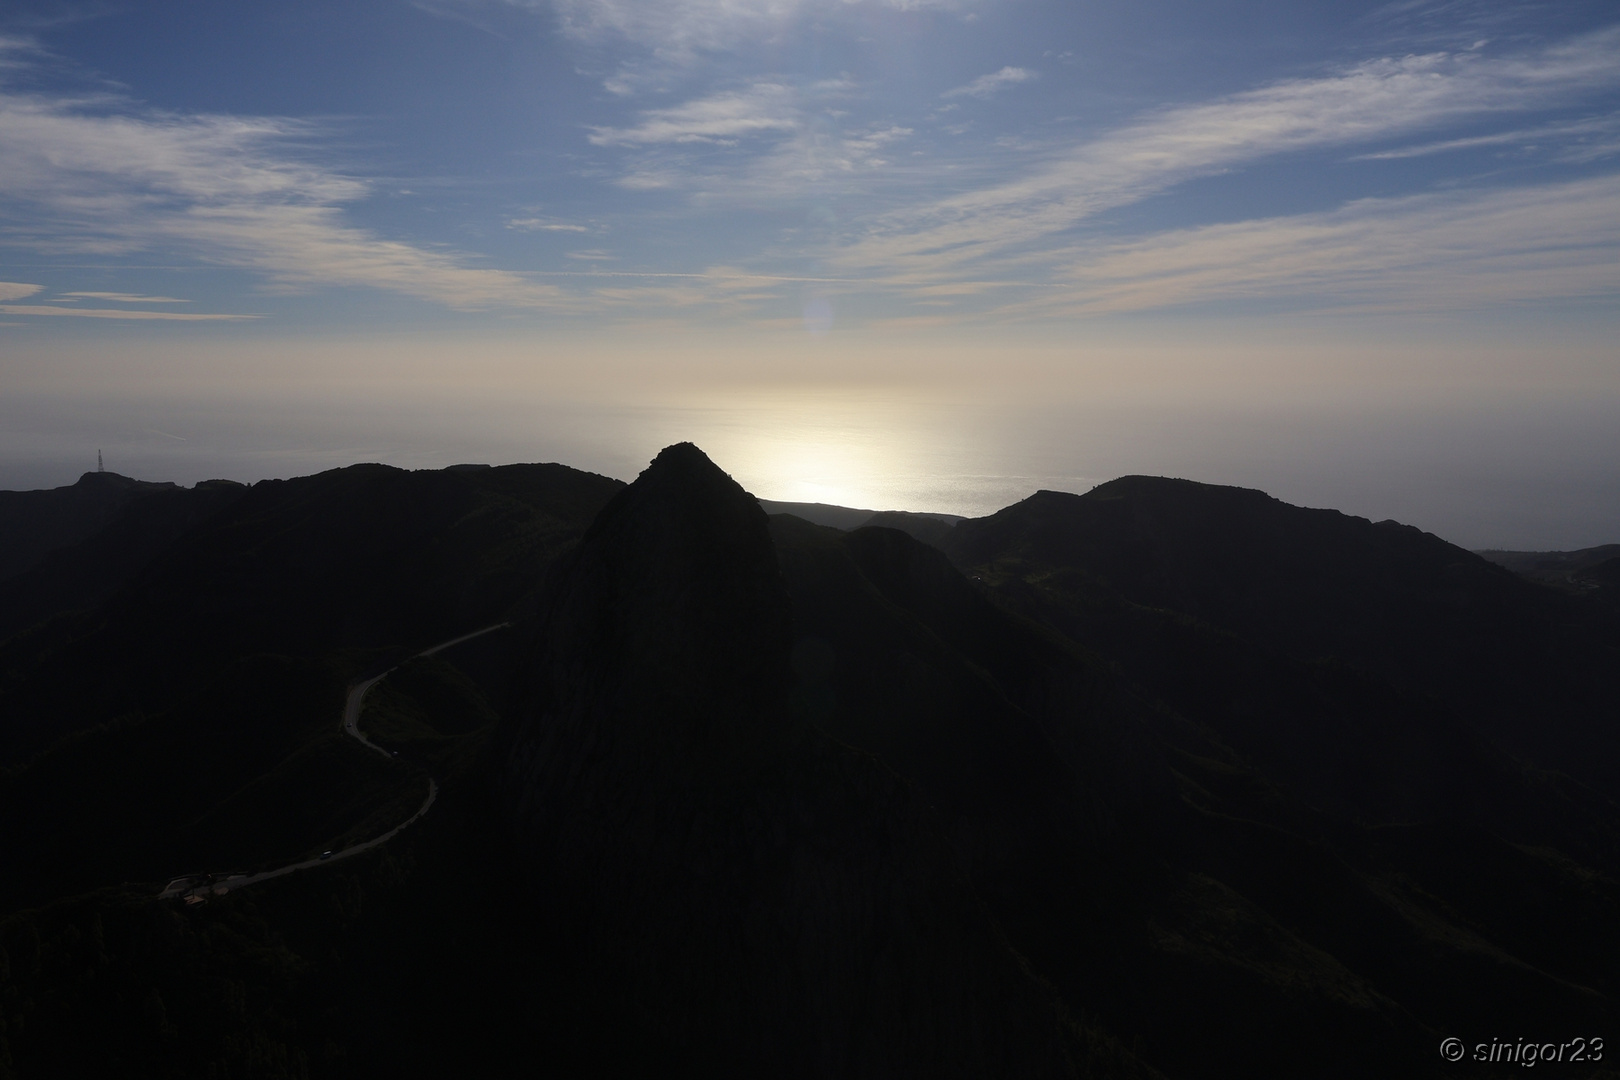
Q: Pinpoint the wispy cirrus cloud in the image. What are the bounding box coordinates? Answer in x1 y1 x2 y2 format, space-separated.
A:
0 281 44 301
588 82 799 145
0 35 42 69
546 0 965 56
1362 0 1546 49
0 304 257 320
609 120 916 195
709 122 913 199
836 26 1620 276
430 0 969 95
506 217 590 232
589 72 919 199
1352 112 1620 162
1014 175 1620 316
0 284 242 317
59 291 190 302
0 87 565 310
941 66 1035 99
552 0 803 53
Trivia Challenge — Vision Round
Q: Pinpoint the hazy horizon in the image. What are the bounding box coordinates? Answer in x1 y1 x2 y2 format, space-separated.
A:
7 347 1616 551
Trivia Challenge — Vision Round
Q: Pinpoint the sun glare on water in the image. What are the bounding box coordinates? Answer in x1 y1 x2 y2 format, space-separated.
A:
641 388 1098 516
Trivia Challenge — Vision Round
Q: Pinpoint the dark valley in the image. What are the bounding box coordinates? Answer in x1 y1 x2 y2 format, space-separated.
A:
1 446 1617 1079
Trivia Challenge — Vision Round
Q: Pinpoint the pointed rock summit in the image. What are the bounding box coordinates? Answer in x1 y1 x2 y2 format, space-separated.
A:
523 440 795 769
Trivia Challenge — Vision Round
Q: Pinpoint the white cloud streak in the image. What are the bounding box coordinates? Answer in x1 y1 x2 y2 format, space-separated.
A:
1022 176 1620 315
717 122 913 197
59 291 190 302
0 92 564 309
837 27 1620 275
588 83 799 145
590 74 915 199
1352 112 1620 161
506 218 590 231
941 66 1035 99
0 35 40 69
0 304 257 320
545 0 963 57
0 281 43 301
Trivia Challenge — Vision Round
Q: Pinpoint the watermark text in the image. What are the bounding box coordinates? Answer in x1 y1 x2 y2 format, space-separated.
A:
1440 1036 1603 1066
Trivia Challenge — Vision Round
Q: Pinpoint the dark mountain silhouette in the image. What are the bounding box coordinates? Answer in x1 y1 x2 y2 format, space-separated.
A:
0 477 248 642
0 461 624 767
758 497 964 538
0 471 181 582
0 461 623 912
943 478 1620 790
1479 544 1620 606
757 497 883 529
859 508 960 547
0 455 1616 1079
1580 555 1620 593
500 444 1119 1078
899 478 1620 1077
1478 543 1620 583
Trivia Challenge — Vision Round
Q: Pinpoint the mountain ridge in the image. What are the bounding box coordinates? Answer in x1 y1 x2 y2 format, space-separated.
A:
0 452 1616 1078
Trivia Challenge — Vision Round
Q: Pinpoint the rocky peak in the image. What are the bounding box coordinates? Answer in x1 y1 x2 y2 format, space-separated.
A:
544 440 794 767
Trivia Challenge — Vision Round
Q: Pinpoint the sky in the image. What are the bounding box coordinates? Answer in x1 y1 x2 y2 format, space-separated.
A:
1 0 1617 547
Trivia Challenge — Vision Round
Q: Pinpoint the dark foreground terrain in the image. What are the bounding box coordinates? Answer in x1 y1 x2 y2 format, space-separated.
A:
0 448 1616 1079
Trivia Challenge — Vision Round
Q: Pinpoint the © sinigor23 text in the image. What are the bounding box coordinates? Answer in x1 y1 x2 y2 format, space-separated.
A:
1439 1036 1604 1066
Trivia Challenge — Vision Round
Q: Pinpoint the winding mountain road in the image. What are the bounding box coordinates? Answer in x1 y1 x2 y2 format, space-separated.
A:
158 622 510 902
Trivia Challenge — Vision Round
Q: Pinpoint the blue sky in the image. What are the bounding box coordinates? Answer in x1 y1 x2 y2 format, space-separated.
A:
2 0 1618 545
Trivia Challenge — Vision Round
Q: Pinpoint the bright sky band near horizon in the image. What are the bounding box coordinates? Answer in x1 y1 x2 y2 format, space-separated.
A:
1 0 1617 549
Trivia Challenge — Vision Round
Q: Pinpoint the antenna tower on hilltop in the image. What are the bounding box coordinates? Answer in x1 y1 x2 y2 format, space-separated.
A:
97 449 104 473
